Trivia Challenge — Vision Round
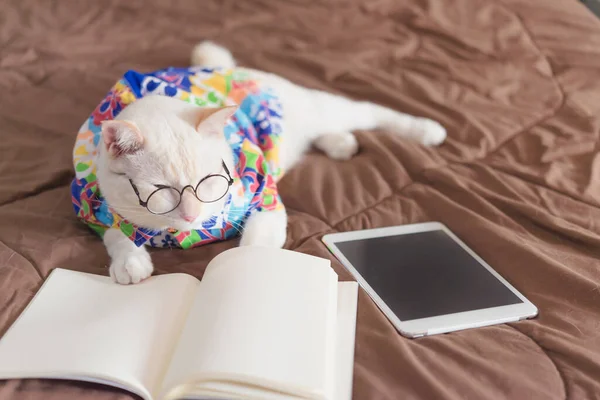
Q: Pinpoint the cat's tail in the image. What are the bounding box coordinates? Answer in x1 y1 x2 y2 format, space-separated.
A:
190 41 236 69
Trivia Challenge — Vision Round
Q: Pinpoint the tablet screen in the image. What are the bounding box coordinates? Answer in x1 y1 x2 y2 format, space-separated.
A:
334 229 523 321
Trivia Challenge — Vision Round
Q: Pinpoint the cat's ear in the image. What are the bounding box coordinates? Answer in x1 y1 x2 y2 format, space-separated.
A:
196 106 238 135
101 120 144 157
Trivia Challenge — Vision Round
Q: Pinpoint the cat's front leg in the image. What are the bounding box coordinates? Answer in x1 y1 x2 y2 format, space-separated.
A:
239 209 288 248
103 228 153 284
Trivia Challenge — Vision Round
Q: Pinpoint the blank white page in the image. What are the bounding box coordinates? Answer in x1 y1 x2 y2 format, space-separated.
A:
161 247 338 400
166 282 359 400
333 282 359 400
0 269 199 400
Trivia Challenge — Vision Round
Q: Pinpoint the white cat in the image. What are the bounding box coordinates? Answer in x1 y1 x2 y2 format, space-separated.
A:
88 41 446 284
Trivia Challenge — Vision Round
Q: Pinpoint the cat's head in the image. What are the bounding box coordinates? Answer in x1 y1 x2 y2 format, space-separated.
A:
96 95 237 232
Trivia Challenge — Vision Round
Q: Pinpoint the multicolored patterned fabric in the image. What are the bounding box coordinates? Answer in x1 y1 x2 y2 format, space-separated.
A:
71 67 284 249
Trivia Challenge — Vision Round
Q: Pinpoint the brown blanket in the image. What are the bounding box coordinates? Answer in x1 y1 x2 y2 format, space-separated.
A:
1 0 600 398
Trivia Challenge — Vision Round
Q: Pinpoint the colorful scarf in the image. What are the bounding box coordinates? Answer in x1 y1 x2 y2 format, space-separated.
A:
71 67 284 249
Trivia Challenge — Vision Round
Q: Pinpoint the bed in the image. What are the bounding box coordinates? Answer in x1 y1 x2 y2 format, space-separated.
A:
1 0 600 398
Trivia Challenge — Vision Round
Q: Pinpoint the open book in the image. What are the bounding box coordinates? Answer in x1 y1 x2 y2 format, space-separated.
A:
0 247 358 400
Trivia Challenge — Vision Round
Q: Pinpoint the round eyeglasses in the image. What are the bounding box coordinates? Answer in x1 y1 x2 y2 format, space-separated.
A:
128 160 234 215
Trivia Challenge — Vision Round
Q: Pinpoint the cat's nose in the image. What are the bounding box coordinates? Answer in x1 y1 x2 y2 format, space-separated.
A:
181 214 197 222
179 191 201 222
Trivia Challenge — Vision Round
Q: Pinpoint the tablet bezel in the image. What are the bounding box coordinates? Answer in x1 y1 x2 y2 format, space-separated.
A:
322 222 538 338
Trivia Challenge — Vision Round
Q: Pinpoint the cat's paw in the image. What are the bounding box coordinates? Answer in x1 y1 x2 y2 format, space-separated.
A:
313 132 359 161
412 118 447 146
239 210 287 248
109 250 153 285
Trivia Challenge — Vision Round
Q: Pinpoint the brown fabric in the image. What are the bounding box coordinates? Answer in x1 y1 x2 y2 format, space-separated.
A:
1 0 600 398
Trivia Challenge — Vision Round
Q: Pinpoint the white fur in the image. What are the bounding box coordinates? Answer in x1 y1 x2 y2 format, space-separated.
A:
239 209 288 248
100 41 447 284
191 41 236 69
313 132 359 160
97 96 235 232
104 229 153 284
224 66 446 169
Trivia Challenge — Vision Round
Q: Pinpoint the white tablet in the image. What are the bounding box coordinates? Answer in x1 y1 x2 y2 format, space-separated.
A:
322 222 538 338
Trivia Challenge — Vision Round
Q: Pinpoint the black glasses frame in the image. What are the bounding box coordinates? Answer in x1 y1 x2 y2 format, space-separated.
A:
128 160 234 215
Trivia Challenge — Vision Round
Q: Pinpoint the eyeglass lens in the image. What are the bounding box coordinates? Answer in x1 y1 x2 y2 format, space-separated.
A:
146 175 231 214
